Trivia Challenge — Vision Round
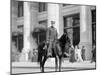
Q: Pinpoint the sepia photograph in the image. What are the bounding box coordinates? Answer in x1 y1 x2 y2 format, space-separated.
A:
11 0 96 74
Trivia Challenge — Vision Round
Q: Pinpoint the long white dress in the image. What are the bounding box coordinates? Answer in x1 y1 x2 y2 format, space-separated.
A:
76 49 83 62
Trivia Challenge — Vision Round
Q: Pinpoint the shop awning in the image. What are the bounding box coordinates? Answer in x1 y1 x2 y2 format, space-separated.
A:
33 26 47 33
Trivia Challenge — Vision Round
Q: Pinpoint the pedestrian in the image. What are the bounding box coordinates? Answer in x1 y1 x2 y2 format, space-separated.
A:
81 46 86 61
75 45 83 62
69 45 76 63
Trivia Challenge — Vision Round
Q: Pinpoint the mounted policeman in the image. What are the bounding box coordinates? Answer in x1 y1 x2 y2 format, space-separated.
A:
46 21 58 57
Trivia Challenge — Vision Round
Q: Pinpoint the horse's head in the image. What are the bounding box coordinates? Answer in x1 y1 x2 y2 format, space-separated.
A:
59 32 71 46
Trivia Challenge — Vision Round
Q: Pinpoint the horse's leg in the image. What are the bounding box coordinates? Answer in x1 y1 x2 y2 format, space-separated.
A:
41 56 47 72
55 56 58 72
41 56 44 72
41 63 44 73
59 56 62 72
39 56 43 72
39 55 44 72
40 62 42 72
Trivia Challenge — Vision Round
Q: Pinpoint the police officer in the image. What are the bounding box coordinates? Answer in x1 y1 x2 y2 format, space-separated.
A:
46 21 58 57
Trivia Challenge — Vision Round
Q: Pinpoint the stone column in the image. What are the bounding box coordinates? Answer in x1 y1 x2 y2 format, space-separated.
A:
30 2 38 62
19 2 31 62
47 3 61 38
79 6 92 60
19 2 38 62
59 4 64 39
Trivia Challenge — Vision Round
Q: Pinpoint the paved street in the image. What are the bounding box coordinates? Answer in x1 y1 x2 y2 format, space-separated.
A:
12 67 82 74
12 58 96 74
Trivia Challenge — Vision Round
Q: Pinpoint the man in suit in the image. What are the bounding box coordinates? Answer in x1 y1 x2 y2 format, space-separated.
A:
46 21 58 57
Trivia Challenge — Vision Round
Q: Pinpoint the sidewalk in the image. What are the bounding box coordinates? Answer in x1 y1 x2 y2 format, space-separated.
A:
12 58 96 69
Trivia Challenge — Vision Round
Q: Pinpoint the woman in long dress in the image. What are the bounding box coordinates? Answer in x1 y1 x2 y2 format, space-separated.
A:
75 45 83 62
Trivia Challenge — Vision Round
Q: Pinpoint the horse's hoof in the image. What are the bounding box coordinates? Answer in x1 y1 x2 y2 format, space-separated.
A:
41 71 44 73
59 70 61 72
55 70 58 72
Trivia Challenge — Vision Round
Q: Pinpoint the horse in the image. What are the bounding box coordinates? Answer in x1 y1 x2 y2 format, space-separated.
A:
37 33 71 72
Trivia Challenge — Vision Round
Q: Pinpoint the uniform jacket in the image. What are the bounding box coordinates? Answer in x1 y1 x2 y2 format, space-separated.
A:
46 26 58 42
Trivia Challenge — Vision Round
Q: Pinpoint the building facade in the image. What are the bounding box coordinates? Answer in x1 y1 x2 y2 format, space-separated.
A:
11 0 96 62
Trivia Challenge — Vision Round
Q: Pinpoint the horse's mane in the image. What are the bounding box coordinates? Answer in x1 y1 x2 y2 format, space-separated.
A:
58 33 71 48
58 33 67 45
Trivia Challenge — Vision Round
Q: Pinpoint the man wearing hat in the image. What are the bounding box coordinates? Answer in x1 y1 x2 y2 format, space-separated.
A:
46 21 58 57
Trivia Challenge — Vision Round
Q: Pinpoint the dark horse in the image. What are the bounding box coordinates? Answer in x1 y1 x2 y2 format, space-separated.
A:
37 33 71 72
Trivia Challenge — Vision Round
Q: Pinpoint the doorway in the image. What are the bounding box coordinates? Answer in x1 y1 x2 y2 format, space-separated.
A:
63 13 80 54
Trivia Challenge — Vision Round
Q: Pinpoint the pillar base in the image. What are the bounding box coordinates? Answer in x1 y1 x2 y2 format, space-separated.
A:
19 49 29 62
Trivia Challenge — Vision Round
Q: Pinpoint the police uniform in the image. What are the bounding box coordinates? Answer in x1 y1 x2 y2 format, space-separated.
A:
46 26 58 56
